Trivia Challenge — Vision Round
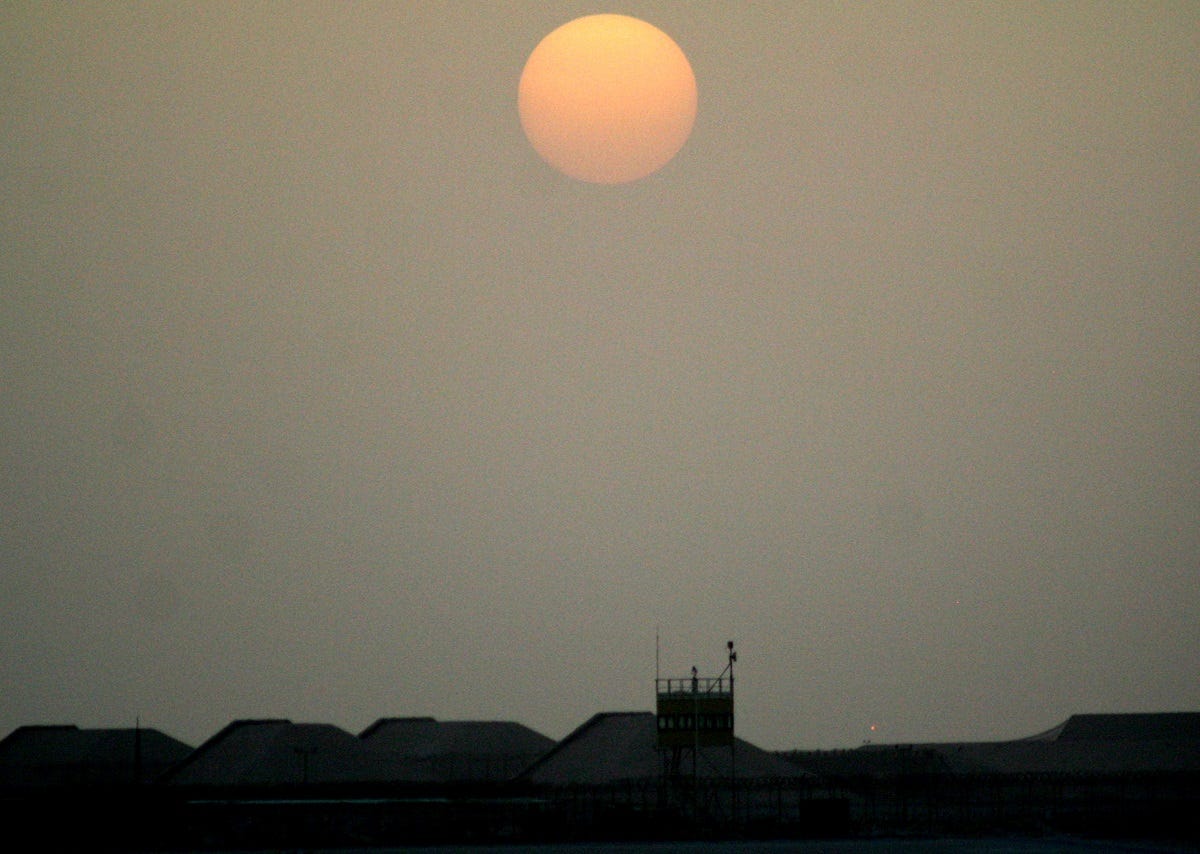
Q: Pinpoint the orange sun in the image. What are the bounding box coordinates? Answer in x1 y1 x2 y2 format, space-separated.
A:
518 14 697 184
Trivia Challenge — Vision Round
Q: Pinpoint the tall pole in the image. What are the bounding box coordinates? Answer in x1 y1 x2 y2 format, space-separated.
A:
728 641 737 826
692 665 699 805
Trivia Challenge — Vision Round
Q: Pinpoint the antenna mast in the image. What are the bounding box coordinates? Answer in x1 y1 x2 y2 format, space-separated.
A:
656 626 660 682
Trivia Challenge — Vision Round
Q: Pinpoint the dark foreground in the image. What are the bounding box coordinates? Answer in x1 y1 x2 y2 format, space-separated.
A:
150 840 1198 853
4 778 1197 852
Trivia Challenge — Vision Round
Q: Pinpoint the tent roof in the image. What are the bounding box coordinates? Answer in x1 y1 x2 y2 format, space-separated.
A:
164 719 416 786
359 717 553 758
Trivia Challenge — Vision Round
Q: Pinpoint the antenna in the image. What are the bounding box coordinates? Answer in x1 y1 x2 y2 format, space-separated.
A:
655 626 660 682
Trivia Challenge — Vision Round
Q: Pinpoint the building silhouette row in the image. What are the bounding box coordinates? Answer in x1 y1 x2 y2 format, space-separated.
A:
1 710 1197 847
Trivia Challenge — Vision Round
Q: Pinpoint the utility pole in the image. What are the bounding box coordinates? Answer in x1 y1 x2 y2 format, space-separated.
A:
728 641 737 826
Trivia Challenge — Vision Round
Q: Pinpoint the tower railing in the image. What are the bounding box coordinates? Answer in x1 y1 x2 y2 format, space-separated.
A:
656 676 732 698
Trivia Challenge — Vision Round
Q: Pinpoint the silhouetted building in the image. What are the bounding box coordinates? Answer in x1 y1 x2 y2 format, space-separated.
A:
161 719 408 787
0 724 193 850
0 724 191 789
782 712 1200 839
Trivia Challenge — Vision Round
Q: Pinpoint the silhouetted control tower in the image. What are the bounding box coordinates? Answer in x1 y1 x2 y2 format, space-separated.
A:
656 641 736 777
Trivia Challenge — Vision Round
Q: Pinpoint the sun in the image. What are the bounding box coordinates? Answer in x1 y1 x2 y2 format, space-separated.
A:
518 14 697 185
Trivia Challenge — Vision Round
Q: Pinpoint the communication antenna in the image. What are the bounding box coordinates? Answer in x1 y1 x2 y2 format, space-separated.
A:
727 639 737 700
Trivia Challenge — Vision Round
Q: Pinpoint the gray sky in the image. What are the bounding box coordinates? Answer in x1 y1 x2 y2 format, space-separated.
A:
3 2 1197 751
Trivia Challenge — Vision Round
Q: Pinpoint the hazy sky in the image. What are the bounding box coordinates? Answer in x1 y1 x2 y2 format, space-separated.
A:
3 2 1198 751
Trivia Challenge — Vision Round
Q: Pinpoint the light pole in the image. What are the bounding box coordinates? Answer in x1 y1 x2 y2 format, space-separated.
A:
728 640 737 826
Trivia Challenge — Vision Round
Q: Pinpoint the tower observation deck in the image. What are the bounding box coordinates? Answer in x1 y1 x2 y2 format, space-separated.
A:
656 642 736 749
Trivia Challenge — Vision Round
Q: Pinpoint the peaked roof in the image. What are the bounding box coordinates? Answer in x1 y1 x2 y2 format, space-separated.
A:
359 717 554 782
360 717 554 756
520 712 811 786
163 719 416 787
0 724 193 787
